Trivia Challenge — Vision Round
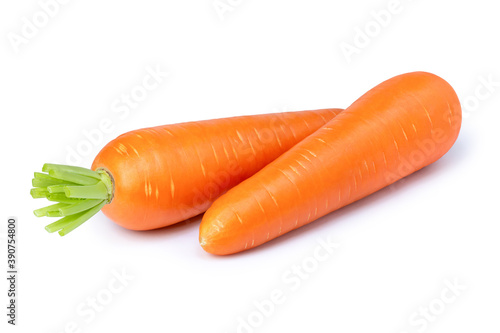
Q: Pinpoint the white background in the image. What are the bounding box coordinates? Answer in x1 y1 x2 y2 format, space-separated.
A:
1 0 499 332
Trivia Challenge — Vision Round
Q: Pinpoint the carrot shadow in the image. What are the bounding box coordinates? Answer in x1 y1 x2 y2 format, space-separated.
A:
102 213 203 241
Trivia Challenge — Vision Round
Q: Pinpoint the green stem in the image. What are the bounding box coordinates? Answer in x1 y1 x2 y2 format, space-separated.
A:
59 199 103 216
34 203 70 217
33 172 78 188
30 188 49 198
45 201 106 235
64 182 109 199
46 193 84 204
43 163 102 180
59 201 106 236
32 164 114 236
47 184 67 193
48 169 100 185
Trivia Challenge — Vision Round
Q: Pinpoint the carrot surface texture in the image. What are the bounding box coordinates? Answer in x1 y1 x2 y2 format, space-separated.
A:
199 72 462 255
31 109 342 235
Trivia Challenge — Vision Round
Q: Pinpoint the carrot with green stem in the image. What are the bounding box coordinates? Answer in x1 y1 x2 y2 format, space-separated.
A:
199 72 462 255
31 109 342 235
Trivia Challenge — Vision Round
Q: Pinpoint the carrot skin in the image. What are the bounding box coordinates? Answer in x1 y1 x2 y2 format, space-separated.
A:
91 109 342 230
199 72 462 255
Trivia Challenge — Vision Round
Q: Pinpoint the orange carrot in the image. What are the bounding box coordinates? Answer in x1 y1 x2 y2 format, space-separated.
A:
199 72 462 255
31 109 342 235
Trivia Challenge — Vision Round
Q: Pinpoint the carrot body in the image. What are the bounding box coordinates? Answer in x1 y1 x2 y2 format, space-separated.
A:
199 72 462 255
91 109 342 230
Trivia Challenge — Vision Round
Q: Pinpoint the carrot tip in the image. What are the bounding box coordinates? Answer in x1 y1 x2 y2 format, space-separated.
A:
32 164 114 236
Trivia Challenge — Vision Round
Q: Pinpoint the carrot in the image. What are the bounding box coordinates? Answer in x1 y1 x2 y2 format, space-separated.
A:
199 72 462 255
31 109 342 235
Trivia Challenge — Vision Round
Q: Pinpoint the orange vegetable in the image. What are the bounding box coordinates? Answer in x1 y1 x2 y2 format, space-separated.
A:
32 109 341 235
199 72 462 255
